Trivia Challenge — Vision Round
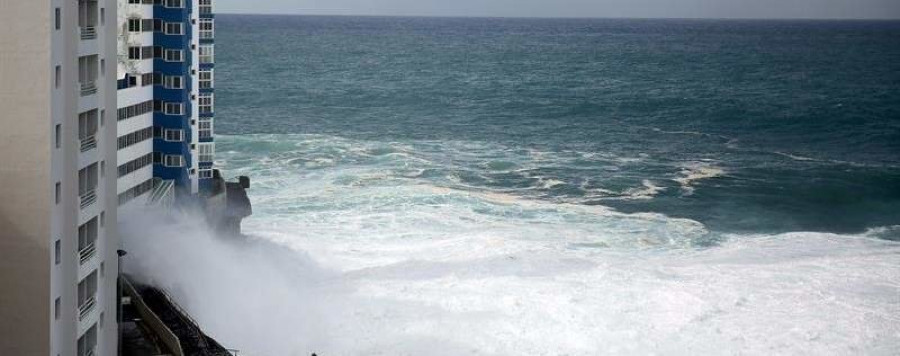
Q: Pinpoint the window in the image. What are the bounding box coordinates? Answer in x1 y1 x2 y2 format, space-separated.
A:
116 127 153 150
55 65 61 88
55 297 61 320
55 240 61 265
199 18 214 39
164 102 183 115
78 55 98 91
164 22 183 35
164 129 183 142
142 73 154 87
117 100 153 121
164 49 183 62
76 322 97 356
55 183 61 204
199 69 213 89
164 155 184 168
128 47 141 60
199 45 214 64
78 164 98 197
77 218 98 261
55 124 61 149
118 153 153 178
198 143 214 163
199 0 212 14
199 120 213 140
117 179 154 206
164 0 184 8
77 0 98 28
164 75 183 89
128 18 141 32
76 272 98 318
55 8 61 30
199 169 213 179
78 110 98 140
142 46 154 59
199 93 213 114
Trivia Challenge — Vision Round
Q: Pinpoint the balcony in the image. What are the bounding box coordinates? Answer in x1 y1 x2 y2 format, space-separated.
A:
78 296 96 321
80 190 97 209
80 136 97 152
80 26 97 40
79 243 96 265
80 82 97 96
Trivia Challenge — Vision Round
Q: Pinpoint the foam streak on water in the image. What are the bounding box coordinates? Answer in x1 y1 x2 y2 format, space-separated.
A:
167 133 900 355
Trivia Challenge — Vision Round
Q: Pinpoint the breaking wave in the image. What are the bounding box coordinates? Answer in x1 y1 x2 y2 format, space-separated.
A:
119 134 895 355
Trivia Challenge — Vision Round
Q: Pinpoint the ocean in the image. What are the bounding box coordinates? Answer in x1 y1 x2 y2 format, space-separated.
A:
198 15 899 354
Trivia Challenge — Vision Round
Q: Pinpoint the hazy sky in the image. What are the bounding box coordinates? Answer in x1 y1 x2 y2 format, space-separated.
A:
215 0 900 19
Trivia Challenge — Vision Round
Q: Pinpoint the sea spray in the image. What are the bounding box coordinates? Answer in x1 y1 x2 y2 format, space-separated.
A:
119 206 900 355
120 209 334 356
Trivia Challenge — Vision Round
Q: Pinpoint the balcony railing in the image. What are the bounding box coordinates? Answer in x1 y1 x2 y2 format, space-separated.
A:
80 135 97 152
80 26 97 40
80 190 97 209
79 243 96 265
80 82 97 96
78 296 96 320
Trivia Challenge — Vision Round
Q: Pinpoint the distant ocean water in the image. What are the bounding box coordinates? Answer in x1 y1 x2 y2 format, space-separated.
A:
205 15 900 355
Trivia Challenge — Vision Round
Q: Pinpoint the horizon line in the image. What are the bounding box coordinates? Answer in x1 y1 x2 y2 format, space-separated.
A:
212 12 900 21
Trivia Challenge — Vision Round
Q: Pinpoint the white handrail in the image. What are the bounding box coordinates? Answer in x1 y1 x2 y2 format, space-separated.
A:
80 81 97 96
80 190 97 209
79 243 96 265
80 135 97 152
78 296 96 320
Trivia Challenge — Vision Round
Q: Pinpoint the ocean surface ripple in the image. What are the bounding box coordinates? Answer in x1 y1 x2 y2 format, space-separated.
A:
195 16 900 354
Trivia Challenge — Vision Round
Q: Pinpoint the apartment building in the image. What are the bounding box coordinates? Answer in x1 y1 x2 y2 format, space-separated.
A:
117 0 215 207
0 0 120 355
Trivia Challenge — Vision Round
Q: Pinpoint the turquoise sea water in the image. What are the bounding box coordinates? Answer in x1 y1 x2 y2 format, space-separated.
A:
200 16 900 354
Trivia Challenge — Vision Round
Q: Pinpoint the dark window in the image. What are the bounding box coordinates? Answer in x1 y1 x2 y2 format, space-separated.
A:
128 47 141 60
128 18 141 32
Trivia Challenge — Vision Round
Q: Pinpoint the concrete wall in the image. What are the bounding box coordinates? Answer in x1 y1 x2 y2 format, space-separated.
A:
0 0 53 354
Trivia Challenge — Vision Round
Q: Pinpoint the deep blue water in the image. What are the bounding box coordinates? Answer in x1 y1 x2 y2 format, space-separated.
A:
215 15 900 238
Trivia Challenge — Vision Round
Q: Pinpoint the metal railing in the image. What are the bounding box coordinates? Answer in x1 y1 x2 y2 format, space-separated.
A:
80 135 97 152
147 179 174 206
78 296 96 321
80 81 97 96
79 243 96 265
80 26 97 40
80 190 97 209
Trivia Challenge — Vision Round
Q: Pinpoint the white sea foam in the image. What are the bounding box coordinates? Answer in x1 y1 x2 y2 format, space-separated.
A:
122 208 900 356
674 163 726 195
120 134 900 356
621 179 666 200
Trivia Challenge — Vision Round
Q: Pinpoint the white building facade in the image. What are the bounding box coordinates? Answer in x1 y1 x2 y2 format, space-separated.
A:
0 0 120 355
